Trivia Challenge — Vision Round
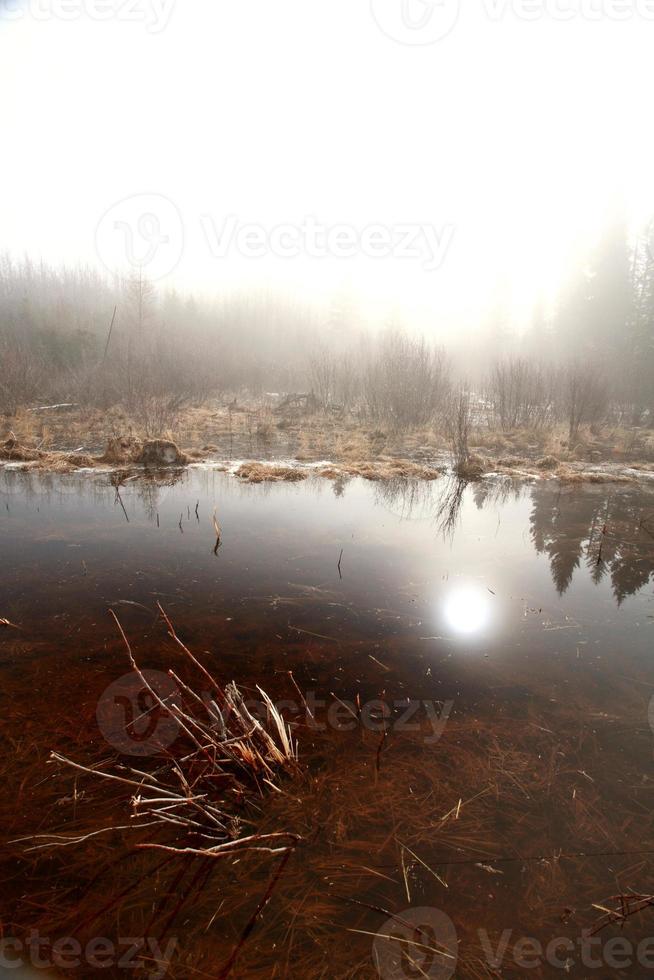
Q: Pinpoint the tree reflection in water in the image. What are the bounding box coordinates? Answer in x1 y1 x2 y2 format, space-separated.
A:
375 473 654 604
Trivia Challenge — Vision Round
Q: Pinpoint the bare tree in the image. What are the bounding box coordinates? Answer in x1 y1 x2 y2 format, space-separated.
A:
485 358 554 430
0 336 44 415
308 345 335 408
332 355 360 411
561 363 608 444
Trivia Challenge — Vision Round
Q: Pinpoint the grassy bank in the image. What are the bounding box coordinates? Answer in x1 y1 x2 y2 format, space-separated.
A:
3 397 654 483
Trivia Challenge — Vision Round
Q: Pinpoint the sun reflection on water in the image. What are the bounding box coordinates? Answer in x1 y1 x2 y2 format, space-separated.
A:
443 585 492 636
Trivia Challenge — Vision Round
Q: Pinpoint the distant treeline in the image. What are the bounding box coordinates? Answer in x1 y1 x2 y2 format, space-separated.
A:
1 212 653 437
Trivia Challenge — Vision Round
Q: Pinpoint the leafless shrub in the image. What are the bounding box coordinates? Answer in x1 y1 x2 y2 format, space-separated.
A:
485 358 554 430
255 408 275 439
0 337 44 414
559 362 609 444
117 327 214 435
363 329 450 429
129 392 189 438
332 355 361 411
308 344 335 409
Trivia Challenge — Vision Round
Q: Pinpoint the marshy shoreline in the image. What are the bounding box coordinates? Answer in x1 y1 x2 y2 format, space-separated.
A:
4 399 654 486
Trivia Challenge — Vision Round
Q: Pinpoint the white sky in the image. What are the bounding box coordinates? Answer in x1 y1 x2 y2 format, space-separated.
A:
2 0 654 333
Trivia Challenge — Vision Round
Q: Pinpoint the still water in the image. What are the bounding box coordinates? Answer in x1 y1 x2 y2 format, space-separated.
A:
2 468 654 978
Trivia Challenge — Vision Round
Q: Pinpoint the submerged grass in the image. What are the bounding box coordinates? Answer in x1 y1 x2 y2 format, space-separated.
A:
6 652 654 977
199 708 654 978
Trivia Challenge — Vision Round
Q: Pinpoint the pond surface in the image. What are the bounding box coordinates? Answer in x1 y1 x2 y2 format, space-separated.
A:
2 468 654 978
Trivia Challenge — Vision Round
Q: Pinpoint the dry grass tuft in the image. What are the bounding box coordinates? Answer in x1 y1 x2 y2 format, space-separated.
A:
555 465 635 484
0 434 43 462
455 453 487 480
100 434 143 464
42 607 300 864
319 458 444 481
235 462 307 483
0 435 99 471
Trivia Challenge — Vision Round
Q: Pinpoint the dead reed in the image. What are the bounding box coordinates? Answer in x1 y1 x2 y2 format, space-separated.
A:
39 606 301 863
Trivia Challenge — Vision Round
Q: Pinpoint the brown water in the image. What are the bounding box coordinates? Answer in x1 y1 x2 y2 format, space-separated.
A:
2 467 654 978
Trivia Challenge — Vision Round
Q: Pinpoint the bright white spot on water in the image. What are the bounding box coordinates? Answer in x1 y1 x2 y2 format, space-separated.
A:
443 586 491 635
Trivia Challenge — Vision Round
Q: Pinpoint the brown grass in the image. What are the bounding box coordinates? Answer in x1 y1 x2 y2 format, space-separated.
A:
76 714 653 977
454 453 487 480
4 402 654 485
555 465 635 484
319 458 444 481
98 434 143 464
0 435 98 471
1 433 189 472
235 462 307 483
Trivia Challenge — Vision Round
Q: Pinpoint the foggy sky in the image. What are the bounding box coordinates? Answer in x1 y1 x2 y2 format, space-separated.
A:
2 0 653 334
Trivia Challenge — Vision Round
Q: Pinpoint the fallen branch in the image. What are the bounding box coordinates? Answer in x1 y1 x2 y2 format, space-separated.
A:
590 893 654 935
